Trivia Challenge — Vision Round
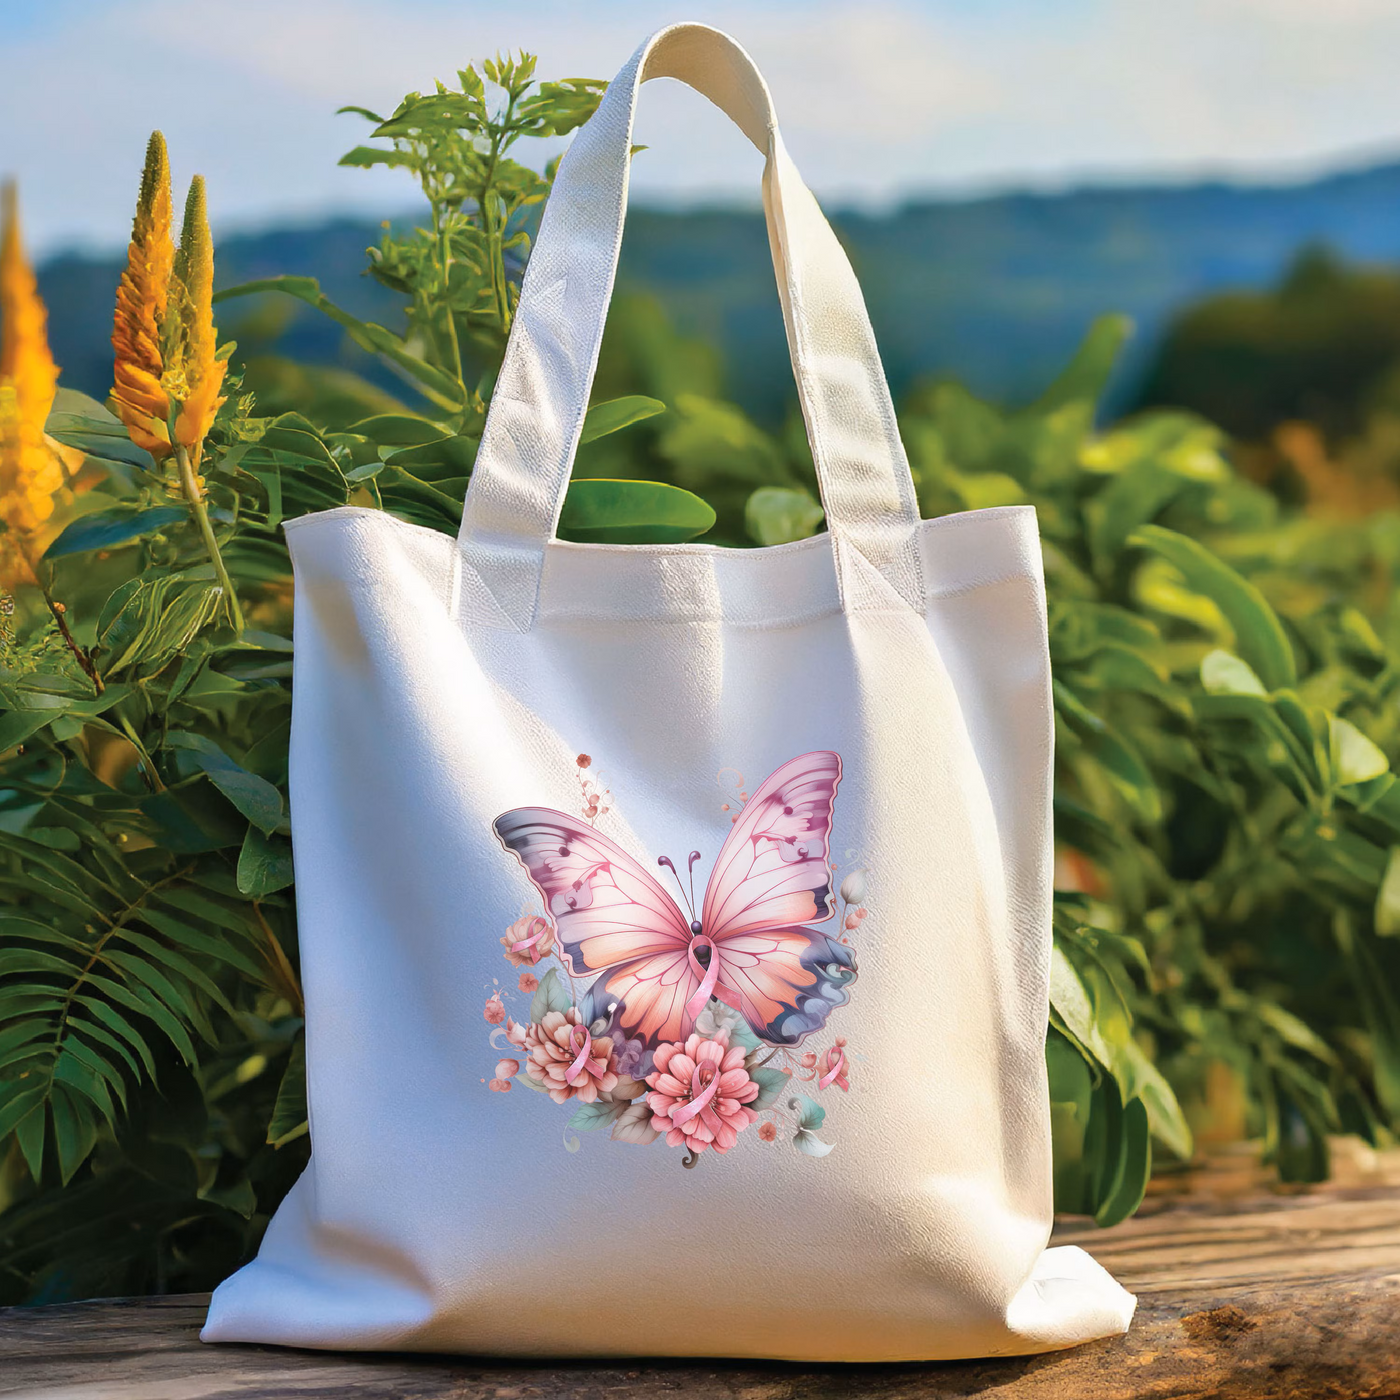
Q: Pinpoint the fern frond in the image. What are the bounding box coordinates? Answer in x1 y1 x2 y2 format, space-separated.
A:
0 846 266 1185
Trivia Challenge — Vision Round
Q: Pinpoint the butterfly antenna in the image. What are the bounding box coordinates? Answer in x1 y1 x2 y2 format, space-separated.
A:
657 855 694 919
687 851 702 921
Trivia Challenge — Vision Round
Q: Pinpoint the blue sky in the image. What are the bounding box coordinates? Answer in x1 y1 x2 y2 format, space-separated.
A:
7 0 1400 254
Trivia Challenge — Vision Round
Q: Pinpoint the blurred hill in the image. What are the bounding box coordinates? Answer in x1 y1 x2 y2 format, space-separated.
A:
1134 245 1400 440
39 157 1400 424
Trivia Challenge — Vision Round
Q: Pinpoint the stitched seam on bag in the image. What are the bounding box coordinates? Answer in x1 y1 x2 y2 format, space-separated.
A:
532 577 1036 627
536 603 843 629
280 505 1039 627
534 606 862 630
770 148 926 617
921 570 1043 604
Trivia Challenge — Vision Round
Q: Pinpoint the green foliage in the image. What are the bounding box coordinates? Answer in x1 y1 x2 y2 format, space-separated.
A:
0 55 709 1305
0 514 308 1298
1049 911 1185 1225
3 48 1399 1304
557 479 716 544
341 56 604 380
901 317 1400 1204
214 57 705 540
746 487 825 546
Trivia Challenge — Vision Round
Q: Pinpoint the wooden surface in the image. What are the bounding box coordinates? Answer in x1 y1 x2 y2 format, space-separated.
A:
3 1143 1399 1400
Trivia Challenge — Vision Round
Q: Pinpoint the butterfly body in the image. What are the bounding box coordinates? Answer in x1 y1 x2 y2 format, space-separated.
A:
492 751 855 1052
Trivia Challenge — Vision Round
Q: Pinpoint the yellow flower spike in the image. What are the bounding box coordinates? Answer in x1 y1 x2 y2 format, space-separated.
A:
166 173 242 634
172 175 226 460
0 180 63 590
112 132 175 460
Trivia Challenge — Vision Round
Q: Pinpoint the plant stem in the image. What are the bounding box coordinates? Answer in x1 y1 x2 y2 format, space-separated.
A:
116 711 165 793
176 443 244 635
480 94 517 338
41 587 103 696
251 901 304 1016
48 865 192 1057
430 193 466 399
483 191 508 334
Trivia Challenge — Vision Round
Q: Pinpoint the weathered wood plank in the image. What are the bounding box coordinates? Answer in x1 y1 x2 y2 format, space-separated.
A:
2 1159 1399 1400
4 1271 1400 1400
1060 1187 1400 1289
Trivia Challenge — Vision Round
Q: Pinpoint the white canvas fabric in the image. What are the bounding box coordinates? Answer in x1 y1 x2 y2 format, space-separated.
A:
202 22 1136 1361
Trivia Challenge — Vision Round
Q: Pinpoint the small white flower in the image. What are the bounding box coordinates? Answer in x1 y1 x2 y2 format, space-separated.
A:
839 868 868 906
695 1000 745 1039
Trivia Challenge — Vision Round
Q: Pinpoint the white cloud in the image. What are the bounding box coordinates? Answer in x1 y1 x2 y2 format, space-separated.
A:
1223 0 1400 24
6 0 1400 254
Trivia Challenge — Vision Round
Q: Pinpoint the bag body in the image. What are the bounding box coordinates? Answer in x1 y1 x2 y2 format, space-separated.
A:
202 23 1135 1361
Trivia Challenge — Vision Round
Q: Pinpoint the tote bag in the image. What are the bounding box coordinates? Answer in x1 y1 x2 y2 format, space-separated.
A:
202 22 1136 1362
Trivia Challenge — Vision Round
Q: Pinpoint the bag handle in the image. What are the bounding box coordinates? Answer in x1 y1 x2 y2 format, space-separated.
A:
459 23 925 626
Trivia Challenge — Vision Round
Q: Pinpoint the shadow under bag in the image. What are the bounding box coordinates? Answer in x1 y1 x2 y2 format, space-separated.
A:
202 21 1137 1361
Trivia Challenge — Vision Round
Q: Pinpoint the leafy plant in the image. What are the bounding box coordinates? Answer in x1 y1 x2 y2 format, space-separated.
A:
0 58 710 1303
213 54 709 543
339 54 602 390
891 316 1400 1204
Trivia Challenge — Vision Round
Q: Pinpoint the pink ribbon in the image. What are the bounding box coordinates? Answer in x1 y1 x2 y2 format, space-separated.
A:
511 918 551 954
564 1023 602 1087
669 1061 722 1128
684 935 721 1021
818 1043 849 1091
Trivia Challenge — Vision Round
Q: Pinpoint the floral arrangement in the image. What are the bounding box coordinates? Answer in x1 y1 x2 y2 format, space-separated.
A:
485 753 864 1165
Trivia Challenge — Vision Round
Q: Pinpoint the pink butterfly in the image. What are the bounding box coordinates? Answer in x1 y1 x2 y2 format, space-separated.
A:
492 751 856 1051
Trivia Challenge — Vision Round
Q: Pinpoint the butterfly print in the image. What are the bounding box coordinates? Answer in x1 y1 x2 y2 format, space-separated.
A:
492 751 856 1051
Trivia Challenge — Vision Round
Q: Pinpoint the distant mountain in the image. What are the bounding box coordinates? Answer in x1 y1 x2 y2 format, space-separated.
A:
39 159 1400 424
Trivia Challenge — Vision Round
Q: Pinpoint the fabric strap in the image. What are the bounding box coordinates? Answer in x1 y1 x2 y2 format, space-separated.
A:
459 23 925 627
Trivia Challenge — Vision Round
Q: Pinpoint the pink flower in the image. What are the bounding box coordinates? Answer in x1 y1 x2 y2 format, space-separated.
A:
577 753 592 769
489 1078 512 1092
483 992 505 1025
518 1008 619 1104
518 971 539 994
501 915 554 968
758 1120 778 1142
646 1029 760 1155
800 1051 818 1069
496 1058 520 1080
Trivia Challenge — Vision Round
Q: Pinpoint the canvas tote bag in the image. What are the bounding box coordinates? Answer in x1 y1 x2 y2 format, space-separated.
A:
202 22 1136 1362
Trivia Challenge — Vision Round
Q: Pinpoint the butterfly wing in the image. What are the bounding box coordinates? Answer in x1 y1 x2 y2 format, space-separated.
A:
698 751 855 1046
714 927 856 1046
492 809 702 1047
702 750 842 940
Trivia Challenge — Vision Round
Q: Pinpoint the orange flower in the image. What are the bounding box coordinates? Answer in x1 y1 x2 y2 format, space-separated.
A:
111 138 227 485
171 175 226 459
0 181 63 590
111 132 174 461
519 1009 619 1105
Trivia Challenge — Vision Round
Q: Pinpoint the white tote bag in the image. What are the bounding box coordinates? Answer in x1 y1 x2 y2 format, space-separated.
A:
203 22 1135 1362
